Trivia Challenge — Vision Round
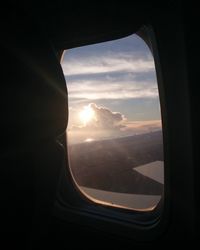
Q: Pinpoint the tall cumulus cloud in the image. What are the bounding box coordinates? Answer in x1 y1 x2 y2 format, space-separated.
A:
89 103 125 129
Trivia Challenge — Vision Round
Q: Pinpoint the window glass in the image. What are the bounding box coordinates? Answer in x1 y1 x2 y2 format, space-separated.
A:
61 33 164 211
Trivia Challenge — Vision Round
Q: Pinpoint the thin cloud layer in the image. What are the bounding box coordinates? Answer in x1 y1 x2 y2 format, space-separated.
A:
122 120 162 134
67 77 158 101
63 51 157 101
62 53 154 76
68 69 158 100
62 32 158 103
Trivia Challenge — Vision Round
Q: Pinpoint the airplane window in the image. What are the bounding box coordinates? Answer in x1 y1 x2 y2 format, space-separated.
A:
61 33 164 211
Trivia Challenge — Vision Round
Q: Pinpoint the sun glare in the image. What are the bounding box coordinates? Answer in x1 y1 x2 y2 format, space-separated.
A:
79 105 95 125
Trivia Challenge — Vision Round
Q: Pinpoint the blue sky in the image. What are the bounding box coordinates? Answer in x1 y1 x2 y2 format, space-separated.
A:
61 34 161 143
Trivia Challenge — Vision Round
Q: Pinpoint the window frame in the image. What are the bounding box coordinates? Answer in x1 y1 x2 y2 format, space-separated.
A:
54 25 169 242
51 3 196 241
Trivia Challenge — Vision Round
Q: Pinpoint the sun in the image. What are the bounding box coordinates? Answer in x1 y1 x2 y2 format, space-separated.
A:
79 105 95 125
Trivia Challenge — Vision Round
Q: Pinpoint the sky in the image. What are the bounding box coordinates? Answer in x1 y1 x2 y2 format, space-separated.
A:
61 34 162 144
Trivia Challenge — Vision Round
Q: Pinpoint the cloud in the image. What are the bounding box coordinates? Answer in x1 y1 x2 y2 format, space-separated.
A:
68 103 162 144
122 120 162 134
63 49 157 102
64 53 158 101
70 103 161 132
62 53 154 77
90 103 125 129
67 78 158 101
71 103 125 131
